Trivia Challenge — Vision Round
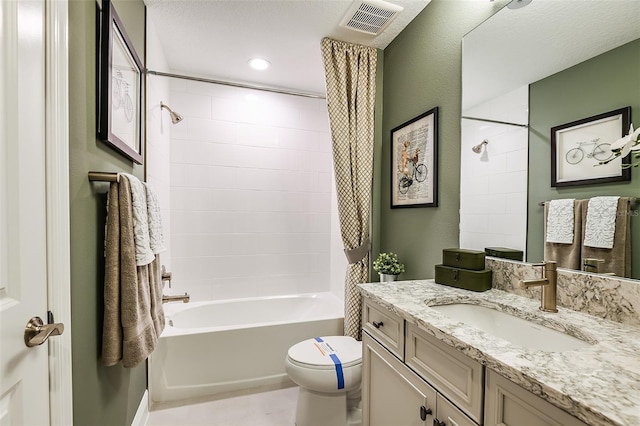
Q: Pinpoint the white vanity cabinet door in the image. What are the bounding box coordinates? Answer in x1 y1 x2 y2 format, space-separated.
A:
405 323 484 423
363 298 405 360
434 394 478 426
363 331 437 426
484 370 588 426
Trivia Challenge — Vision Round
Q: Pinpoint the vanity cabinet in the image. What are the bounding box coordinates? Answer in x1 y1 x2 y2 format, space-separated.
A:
362 299 477 426
361 296 590 426
484 370 588 426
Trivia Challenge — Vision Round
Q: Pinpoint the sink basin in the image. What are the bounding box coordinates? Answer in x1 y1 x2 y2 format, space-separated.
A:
430 303 593 352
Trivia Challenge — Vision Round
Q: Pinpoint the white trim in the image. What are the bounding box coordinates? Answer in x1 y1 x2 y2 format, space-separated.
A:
132 390 149 426
45 0 73 424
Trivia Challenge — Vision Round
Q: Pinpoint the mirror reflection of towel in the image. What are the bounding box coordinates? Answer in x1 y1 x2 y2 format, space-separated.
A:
583 196 619 249
546 199 575 244
544 201 582 270
581 197 632 278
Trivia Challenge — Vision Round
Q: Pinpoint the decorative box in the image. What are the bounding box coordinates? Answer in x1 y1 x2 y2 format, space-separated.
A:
434 265 492 292
484 247 524 261
442 248 486 271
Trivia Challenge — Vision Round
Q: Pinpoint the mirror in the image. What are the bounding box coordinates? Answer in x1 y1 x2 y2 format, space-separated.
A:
461 0 640 279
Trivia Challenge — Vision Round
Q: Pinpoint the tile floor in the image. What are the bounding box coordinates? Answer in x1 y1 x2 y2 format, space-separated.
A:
147 387 298 426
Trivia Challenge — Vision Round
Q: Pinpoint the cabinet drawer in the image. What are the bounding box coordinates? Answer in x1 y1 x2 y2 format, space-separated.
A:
362 298 404 360
435 394 477 426
485 369 588 426
405 323 484 423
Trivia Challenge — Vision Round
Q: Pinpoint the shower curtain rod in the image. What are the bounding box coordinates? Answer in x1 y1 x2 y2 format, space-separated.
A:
461 116 529 128
146 69 326 100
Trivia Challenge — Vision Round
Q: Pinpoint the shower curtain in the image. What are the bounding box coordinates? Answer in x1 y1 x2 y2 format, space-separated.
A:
321 37 377 340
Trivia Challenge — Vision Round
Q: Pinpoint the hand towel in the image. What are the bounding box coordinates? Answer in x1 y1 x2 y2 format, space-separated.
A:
583 196 619 249
581 197 632 278
121 173 155 266
543 200 582 270
143 182 166 254
545 199 575 244
102 175 164 368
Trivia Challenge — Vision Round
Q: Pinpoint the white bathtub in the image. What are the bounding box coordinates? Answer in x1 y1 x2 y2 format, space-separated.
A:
149 293 344 406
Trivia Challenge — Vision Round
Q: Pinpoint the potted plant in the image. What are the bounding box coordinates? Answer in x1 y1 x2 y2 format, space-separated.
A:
373 252 405 282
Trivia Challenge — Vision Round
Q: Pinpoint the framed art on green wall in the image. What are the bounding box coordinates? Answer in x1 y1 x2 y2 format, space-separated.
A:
390 107 439 208
551 107 631 187
97 0 144 164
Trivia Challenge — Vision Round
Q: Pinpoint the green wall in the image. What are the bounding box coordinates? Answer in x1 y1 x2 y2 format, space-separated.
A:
528 39 640 278
375 0 508 279
69 0 147 424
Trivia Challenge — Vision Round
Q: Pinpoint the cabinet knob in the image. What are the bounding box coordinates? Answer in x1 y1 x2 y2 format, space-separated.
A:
372 321 383 329
433 419 446 426
420 405 432 421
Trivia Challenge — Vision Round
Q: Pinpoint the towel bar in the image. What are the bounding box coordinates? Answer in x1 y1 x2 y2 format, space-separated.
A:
539 197 638 207
88 171 120 182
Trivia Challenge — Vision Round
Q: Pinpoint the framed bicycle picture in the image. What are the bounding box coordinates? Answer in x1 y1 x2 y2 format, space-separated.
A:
390 107 438 208
551 107 631 187
97 0 144 164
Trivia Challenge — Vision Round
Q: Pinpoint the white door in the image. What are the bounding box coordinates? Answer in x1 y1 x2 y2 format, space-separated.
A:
0 0 53 424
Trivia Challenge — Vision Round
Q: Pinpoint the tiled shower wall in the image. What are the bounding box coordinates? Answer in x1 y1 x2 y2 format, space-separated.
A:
168 79 338 301
460 86 529 254
146 18 172 273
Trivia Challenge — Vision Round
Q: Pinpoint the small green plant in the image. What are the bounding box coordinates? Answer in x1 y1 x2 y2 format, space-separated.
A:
373 252 405 275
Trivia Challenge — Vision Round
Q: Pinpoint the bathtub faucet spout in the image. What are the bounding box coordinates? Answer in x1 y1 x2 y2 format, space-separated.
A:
162 293 190 304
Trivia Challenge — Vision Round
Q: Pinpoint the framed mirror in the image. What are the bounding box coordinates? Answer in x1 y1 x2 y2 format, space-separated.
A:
461 0 640 279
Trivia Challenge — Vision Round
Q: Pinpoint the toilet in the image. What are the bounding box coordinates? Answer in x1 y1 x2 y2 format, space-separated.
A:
285 336 363 426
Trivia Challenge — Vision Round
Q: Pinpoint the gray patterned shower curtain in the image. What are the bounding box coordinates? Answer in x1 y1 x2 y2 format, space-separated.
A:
321 37 377 340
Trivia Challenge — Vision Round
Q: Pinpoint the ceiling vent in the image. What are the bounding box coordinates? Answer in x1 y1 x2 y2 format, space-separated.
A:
339 0 404 36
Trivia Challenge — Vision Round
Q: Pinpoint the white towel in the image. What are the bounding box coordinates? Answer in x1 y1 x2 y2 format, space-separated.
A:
121 173 155 266
545 199 575 244
143 182 166 254
583 196 620 249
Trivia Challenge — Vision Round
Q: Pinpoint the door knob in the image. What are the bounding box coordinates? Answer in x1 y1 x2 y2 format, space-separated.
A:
24 316 64 347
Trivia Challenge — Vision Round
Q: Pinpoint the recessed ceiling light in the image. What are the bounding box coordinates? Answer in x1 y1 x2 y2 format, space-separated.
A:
248 58 271 71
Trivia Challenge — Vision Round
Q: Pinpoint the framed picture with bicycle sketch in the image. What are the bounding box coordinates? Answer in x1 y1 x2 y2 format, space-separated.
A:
97 0 144 164
551 107 631 187
390 107 439 208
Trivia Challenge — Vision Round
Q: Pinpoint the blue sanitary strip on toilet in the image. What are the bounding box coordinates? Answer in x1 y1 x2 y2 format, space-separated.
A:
314 337 345 390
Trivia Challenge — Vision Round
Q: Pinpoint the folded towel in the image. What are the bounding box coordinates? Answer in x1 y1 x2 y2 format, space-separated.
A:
583 196 620 249
581 197 632 277
102 175 165 368
143 182 166 254
545 199 575 244
121 173 155 266
544 200 583 270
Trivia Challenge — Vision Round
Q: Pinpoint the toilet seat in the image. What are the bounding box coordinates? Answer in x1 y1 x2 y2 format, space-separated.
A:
285 336 363 426
287 336 362 370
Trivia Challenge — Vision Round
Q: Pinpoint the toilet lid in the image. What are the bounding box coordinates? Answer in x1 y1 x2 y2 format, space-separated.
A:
287 336 362 369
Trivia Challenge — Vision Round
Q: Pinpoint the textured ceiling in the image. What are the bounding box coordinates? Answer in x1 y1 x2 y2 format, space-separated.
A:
463 0 640 111
145 0 432 97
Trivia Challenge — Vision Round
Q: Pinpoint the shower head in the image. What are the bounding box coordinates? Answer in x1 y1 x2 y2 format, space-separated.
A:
160 102 183 124
472 139 488 154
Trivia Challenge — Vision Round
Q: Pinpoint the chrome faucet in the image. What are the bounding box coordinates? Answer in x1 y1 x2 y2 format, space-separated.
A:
519 261 558 313
162 293 190 304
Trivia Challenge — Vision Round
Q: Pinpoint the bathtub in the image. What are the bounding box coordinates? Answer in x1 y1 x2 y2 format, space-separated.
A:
149 292 344 406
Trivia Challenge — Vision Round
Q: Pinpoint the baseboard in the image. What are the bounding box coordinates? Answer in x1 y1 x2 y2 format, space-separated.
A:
131 390 149 426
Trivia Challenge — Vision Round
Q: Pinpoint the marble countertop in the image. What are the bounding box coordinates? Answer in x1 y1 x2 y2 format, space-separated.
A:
358 280 640 426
